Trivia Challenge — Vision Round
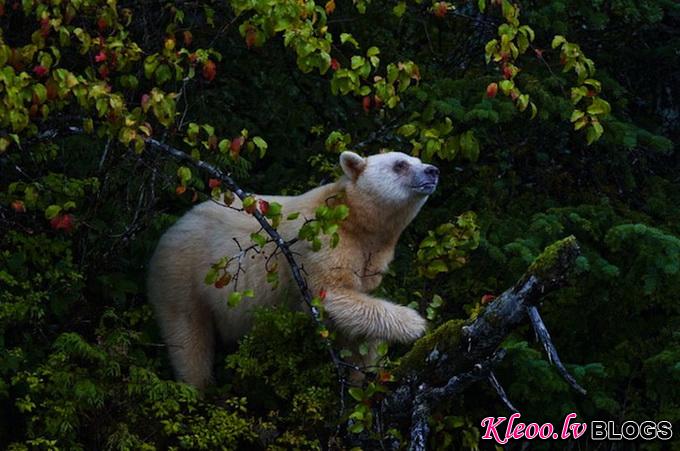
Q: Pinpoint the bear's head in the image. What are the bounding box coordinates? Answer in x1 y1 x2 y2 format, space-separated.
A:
339 151 439 207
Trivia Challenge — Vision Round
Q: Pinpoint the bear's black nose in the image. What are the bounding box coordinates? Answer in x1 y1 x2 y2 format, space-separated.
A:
425 165 439 178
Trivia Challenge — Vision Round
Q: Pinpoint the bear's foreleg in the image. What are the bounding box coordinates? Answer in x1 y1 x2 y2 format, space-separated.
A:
324 289 427 343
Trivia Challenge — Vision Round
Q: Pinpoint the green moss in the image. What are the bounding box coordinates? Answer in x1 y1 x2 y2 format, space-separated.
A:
396 319 466 377
525 235 578 280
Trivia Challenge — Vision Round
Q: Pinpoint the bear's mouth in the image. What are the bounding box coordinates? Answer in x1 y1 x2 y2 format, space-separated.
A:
411 182 437 194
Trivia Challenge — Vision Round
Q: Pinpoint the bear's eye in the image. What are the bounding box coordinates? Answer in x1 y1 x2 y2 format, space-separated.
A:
393 160 409 173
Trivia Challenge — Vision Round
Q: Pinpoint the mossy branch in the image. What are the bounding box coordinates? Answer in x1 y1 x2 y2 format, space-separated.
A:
380 237 582 450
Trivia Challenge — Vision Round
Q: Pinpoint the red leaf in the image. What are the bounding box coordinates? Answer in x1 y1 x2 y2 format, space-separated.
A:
434 1 447 18
214 273 231 289
97 18 107 31
330 58 341 71
208 178 221 189
258 199 270 215
230 136 244 157
40 18 50 37
378 370 392 383
319 289 327 301
202 60 216 81
46 79 58 100
141 94 150 111
180 30 192 46
11 200 25 213
486 82 498 98
95 51 107 62
50 214 75 232
481 294 496 304
33 65 48 77
245 27 257 49
207 134 217 150
244 203 257 215
362 96 372 113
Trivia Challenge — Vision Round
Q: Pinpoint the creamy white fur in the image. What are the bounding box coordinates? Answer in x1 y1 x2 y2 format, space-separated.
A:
147 151 437 388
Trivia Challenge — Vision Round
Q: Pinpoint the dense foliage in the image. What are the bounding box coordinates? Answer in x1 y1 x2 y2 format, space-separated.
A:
1 0 678 449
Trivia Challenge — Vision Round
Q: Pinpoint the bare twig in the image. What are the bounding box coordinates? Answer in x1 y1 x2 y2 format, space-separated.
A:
488 370 518 413
526 305 587 395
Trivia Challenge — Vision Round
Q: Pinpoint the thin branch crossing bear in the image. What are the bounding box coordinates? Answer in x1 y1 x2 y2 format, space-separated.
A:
147 151 440 388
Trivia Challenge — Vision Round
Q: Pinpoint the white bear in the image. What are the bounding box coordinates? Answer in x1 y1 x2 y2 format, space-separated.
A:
147 151 439 388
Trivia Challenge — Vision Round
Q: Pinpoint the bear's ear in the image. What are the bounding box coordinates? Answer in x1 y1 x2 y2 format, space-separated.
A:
339 151 366 181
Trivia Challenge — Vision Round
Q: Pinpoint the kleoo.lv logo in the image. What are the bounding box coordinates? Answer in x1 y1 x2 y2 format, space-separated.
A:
481 413 673 444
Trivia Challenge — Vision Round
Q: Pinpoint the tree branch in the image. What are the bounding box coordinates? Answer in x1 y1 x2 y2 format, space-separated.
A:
378 236 584 449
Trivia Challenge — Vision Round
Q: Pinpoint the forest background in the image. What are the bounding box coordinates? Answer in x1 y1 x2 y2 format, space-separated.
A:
1 0 679 449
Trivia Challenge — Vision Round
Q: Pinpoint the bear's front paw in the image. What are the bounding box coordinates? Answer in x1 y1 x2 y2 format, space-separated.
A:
393 306 427 343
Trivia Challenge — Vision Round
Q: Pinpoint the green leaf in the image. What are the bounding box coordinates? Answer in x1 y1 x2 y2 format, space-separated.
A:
499 80 514 95
155 64 172 85
519 25 535 42
587 98 611 116
351 55 366 70
583 78 602 93
252 136 267 157
586 122 604 145
427 260 449 275
227 291 243 307
459 130 480 162
431 294 443 307
552 35 566 49
349 410 365 421
393 2 406 17
250 232 267 248
177 166 192 183
348 422 364 434
45 204 62 220
242 196 256 208
570 109 585 123
340 33 359 49
348 387 364 401
359 343 369 356
267 202 282 217
218 139 230 153
204 268 218 285
398 124 417 137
